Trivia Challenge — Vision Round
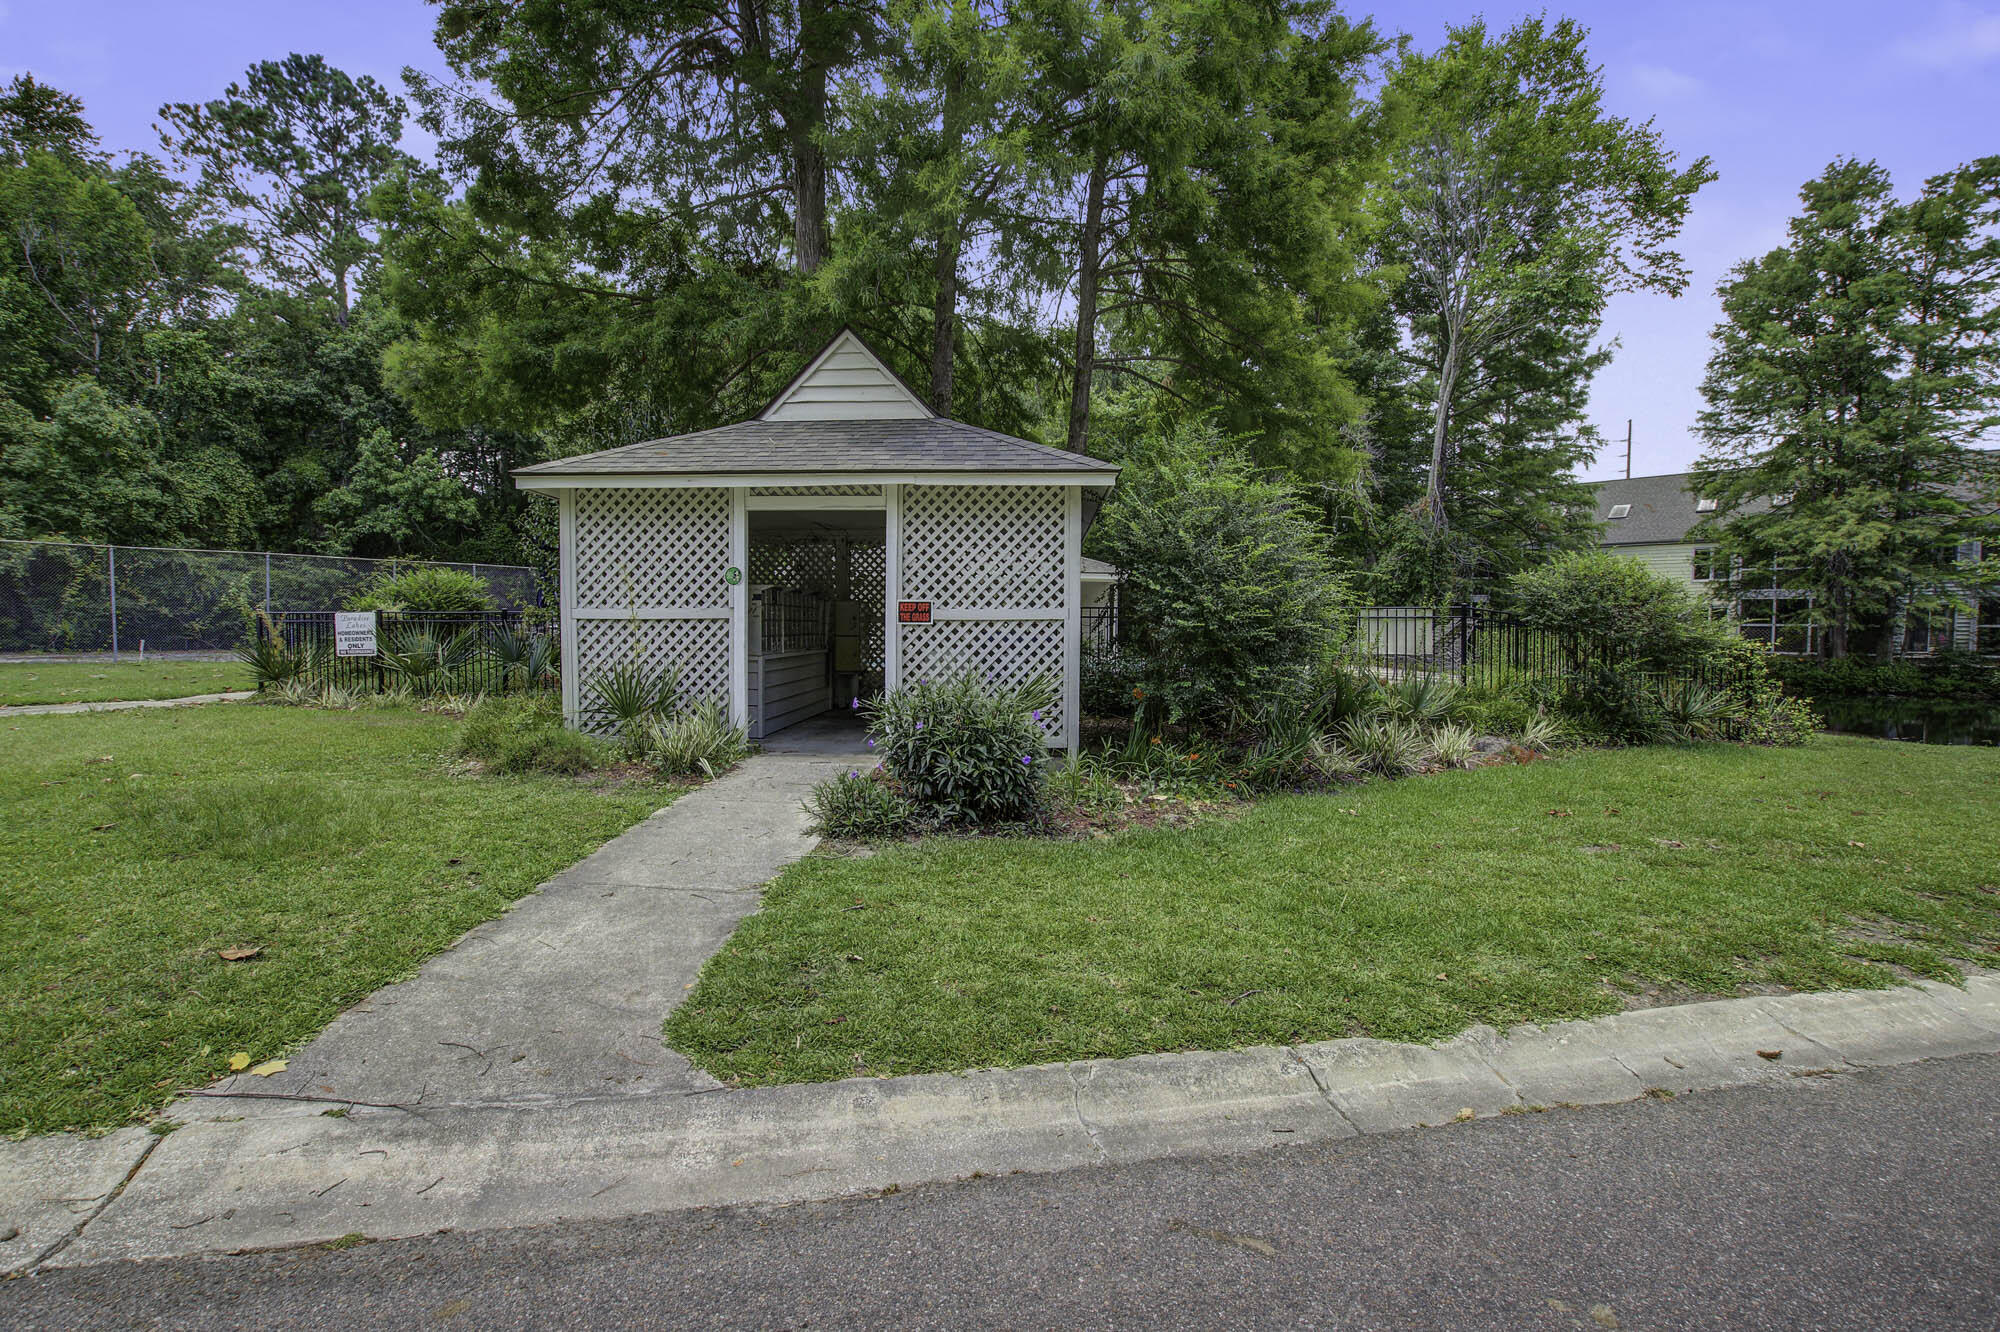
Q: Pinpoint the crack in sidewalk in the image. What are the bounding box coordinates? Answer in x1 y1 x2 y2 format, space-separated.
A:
28 1132 163 1273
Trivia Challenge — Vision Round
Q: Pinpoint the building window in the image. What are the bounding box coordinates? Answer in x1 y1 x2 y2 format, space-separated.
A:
1607 503 1631 519
1978 597 2000 657
1695 497 1718 513
1692 548 1723 581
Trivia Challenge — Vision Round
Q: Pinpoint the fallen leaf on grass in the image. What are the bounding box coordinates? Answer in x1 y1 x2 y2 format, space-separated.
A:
248 1059 288 1077
217 946 262 962
1652 839 1685 849
90 822 118 832
227 1052 251 1071
1548 809 1571 818
1848 841 1866 848
1757 1050 1783 1061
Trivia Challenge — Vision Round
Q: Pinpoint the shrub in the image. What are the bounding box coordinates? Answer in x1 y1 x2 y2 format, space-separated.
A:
1080 639 1141 720
1544 662 1668 744
1658 679 1745 742
806 769 921 838
1504 551 1726 671
1452 690 1538 738
1770 652 1999 702
865 672 1052 827
457 695 609 775
348 565 496 613
643 699 750 778
1048 753 1126 815
1092 420 1349 728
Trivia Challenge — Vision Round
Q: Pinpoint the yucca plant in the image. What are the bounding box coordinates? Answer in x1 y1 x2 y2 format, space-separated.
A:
586 659 680 750
643 698 750 778
1338 715 1429 778
378 626 479 696
488 627 558 692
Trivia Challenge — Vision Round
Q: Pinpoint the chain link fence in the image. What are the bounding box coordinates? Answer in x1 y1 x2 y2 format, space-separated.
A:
0 539 540 658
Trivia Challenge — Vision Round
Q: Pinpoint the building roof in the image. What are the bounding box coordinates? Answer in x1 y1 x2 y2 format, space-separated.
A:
1081 556 1119 580
1588 472 1767 546
515 325 1119 484
515 417 1120 480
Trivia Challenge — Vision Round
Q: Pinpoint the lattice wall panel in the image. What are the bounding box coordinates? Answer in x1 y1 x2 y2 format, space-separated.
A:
574 617 730 724
898 619 1064 742
574 487 729 609
749 539 841 597
901 485 1063 607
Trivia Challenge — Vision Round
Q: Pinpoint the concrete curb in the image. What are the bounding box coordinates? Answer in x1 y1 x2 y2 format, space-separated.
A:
0 691 255 717
7 974 1996 1274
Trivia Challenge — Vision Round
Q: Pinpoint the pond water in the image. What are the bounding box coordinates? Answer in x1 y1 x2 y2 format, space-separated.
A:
1817 696 2000 746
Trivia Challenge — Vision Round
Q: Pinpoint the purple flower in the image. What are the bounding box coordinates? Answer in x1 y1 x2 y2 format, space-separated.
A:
916 720 925 731
1031 709 1043 723
847 769 859 779
866 738 875 748
850 696 860 710
1020 755 1033 767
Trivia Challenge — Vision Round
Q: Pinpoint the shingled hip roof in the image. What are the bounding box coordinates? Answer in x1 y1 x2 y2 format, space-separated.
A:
513 417 1119 480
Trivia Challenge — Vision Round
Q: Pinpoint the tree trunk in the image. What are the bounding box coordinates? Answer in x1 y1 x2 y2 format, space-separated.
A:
930 229 961 416
1066 148 1109 455
1421 337 1463 533
789 0 830 275
928 70 967 415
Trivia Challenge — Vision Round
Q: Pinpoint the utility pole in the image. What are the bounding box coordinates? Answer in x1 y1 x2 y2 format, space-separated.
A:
1624 419 1633 480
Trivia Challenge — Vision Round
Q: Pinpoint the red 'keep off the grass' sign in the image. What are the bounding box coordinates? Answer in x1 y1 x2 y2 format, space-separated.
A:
897 601 931 624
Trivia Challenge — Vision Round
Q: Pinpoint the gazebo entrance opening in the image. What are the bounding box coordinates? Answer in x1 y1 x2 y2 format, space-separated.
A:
745 492 885 741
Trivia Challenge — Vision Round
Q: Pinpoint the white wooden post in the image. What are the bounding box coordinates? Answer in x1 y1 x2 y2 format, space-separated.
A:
558 490 579 727
1062 484 1082 755
883 482 902 693
729 485 749 729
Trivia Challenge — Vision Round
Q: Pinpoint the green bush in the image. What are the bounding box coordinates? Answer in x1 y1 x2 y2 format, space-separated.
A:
1092 421 1349 727
457 695 609 775
1452 691 1538 737
584 659 680 752
348 565 496 613
1543 662 1669 744
863 672 1052 827
804 769 919 839
1504 551 1727 671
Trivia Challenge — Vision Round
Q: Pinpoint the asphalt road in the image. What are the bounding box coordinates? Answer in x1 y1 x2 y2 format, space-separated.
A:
8 1054 1998 1331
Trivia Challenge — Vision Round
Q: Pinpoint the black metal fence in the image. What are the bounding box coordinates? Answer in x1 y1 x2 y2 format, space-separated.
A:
259 611 554 697
1349 604 1753 696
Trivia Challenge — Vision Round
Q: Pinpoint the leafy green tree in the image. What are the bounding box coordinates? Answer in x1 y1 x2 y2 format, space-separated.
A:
1694 157 2000 659
1375 17 1712 565
0 75 99 164
314 428 481 557
1090 419 1348 727
160 54 416 323
1023 0 1386 468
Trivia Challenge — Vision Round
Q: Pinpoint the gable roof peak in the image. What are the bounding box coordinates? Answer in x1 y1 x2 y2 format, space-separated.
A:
759 326 934 423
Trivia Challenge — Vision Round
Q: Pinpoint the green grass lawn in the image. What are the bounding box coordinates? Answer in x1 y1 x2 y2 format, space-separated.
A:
1 704 666 1135
1 658 254 706
667 737 2000 1086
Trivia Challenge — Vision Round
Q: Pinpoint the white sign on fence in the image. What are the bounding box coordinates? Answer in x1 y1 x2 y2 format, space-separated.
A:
334 611 378 658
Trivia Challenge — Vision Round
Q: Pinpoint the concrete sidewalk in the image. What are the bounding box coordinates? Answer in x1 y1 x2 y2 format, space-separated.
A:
0 690 255 717
8 974 1998 1274
204 748 859 1113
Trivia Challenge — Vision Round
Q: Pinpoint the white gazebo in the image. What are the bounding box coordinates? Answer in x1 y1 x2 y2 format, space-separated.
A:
513 327 1120 752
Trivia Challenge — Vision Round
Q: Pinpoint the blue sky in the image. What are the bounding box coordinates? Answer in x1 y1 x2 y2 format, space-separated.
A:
5 1 1997 479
